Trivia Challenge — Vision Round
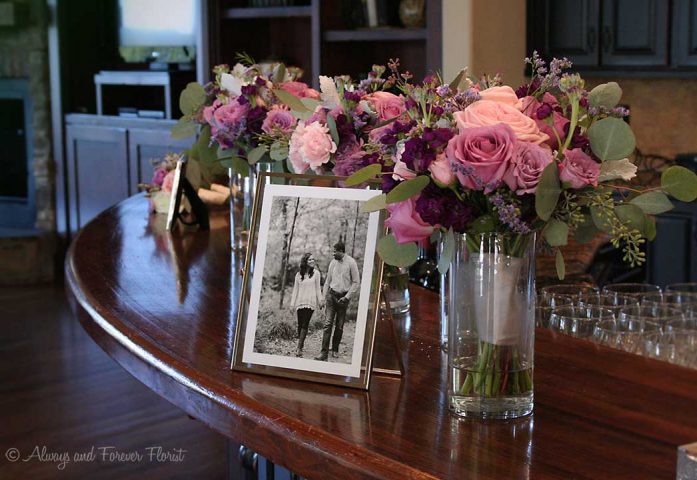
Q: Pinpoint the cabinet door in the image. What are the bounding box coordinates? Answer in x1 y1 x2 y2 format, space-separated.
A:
601 0 669 67
527 0 599 67
674 0 697 67
648 213 695 285
65 125 128 231
128 128 192 192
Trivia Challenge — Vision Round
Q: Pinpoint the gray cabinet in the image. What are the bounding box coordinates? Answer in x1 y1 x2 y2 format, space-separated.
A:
64 115 192 232
648 201 697 285
674 0 697 67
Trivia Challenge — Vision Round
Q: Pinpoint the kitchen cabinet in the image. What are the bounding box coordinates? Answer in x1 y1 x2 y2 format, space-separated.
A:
674 0 697 67
64 114 192 233
648 201 697 284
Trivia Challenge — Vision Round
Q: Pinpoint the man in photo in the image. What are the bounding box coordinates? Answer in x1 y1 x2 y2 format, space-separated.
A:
315 241 360 361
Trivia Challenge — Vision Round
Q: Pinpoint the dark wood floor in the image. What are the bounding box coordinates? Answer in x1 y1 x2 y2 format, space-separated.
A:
0 284 227 479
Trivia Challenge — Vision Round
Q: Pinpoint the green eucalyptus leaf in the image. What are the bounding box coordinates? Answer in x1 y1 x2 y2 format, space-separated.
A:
195 126 217 165
661 166 697 202
273 63 286 83
588 82 622 109
377 234 419 268
449 69 466 91
270 141 288 162
170 119 197 140
468 214 496 234
587 117 636 161
575 216 599 244
361 194 387 213
535 162 561 221
301 97 320 112
185 158 203 190
179 82 206 116
386 176 430 204
555 249 566 280
615 204 646 234
645 216 657 241
590 205 613 233
345 163 383 186
629 191 674 214
437 228 454 275
543 218 569 247
273 88 310 113
326 114 340 146
247 145 268 165
217 145 234 159
220 157 250 177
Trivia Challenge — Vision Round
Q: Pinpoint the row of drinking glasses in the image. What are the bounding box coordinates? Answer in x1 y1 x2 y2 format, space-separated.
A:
536 282 697 368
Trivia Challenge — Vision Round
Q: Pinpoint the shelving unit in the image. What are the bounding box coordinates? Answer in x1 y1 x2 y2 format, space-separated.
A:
208 0 441 85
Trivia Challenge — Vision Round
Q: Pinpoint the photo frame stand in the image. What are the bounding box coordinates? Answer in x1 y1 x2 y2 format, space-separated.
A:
166 157 210 231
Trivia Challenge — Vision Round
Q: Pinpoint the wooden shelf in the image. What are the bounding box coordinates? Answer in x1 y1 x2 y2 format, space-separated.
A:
223 6 313 19
323 28 427 42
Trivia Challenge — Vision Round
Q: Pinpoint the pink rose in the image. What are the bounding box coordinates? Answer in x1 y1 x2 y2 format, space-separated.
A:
261 107 297 134
384 198 434 245
364 91 406 122
517 94 569 149
455 100 549 144
279 81 320 99
559 149 600 189
446 123 517 192
478 86 519 106
288 121 337 173
213 100 250 130
392 143 416 181
503 142 554 195
428 152 455 186
161 171 176 193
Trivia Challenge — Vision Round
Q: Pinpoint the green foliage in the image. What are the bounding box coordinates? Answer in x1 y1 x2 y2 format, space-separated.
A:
220 157 250 177
588 82 622 109
615 204 646 234
587 117 636 161
345 164 382 186
377 234 419 267
437 228 454 275
449 69 467 91
361 194 386 213
194 126 217 165
386 176 430 204
273 89 311 113
326 114 340 145
179 82 206 116
535 162 561 221
543 219 569 247
468 214 496 234
247 145 268 165
588 192 646 267
270 141 289 162
661 166 697 202
555 249 566 280
171 119 197 140
629 191 673 214
574 215 599 244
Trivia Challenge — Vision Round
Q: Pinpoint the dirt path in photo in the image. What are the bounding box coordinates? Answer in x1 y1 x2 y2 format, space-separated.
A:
263 317 356 364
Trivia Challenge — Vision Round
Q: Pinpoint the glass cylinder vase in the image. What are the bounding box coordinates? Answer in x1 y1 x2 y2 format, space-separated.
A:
448 232 536 419
380 265 411 315
229 162 274 252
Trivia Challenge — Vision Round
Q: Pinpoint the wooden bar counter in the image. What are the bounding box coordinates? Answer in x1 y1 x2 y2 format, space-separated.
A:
66 195 697 479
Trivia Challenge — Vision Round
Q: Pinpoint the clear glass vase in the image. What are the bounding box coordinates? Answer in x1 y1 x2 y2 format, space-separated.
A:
448 232 536 419
380 265 411 315
229 162 274 252
438 235 449 351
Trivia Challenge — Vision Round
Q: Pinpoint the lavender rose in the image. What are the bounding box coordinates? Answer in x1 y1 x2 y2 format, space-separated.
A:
559 148 601 189
503 142 554 195
261 107 297 134
364 91 406 122
445 123 517 192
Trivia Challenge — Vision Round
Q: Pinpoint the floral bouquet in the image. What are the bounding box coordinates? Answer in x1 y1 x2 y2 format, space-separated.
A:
139 152 184 214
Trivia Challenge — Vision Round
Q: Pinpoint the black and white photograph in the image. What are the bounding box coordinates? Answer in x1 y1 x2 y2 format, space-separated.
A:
241 184 382 379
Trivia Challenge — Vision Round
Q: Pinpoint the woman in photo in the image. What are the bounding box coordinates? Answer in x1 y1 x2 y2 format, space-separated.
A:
290 253 324 357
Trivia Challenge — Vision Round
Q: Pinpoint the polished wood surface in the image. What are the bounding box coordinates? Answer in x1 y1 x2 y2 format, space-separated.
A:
66 195 697 479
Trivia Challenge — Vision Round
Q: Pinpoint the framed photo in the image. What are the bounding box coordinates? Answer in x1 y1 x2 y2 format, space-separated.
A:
232 173 384 390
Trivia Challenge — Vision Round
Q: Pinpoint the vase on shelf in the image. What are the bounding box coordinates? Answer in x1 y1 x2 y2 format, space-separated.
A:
447 232 536 419
229 162 274 252
398 0 425 28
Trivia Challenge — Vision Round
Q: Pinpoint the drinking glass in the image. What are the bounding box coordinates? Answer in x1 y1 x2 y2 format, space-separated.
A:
639 331 669 361
602 283 662 302
548 306 615 338
593 318 661 353
577 293 639 315
666 283 697 294
641 292 697 316
535 294 573 328
539 284 599 302
664 319 697 367
619 305 685 327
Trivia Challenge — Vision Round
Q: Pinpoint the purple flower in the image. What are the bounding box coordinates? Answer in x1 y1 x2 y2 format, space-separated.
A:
261 108 297 134
536 103 553 120
255 76 267 87
415 184 473 232
151 167 168 187
344 91 363 103
490 193 532 235
241 85 257 96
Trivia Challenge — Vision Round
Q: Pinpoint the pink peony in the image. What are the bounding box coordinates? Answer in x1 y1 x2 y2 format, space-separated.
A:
503 142 554 195
161 171 176 193
428 152 455 186
455 100 549 144
446 123 517 192
559 149 600 189
478 86 519 106
384 197 434 245
364 91 406 122
213 100 250 130
279 81 320 99
517 94 569 150
261 107 297 134
288 121 337 173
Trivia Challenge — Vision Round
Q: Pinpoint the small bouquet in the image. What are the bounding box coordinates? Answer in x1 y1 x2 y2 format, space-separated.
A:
139 152 183 214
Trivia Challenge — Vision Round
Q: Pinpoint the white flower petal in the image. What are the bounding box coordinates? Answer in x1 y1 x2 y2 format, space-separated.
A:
319 75 341 110
220 73 242 96
598 158 638 182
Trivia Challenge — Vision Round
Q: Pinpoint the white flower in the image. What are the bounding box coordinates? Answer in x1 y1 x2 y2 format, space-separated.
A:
319 75 341 110
220 73 243 96
598 158 638 182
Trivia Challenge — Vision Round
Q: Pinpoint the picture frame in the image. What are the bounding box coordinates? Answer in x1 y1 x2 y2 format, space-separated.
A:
232 172 386 390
